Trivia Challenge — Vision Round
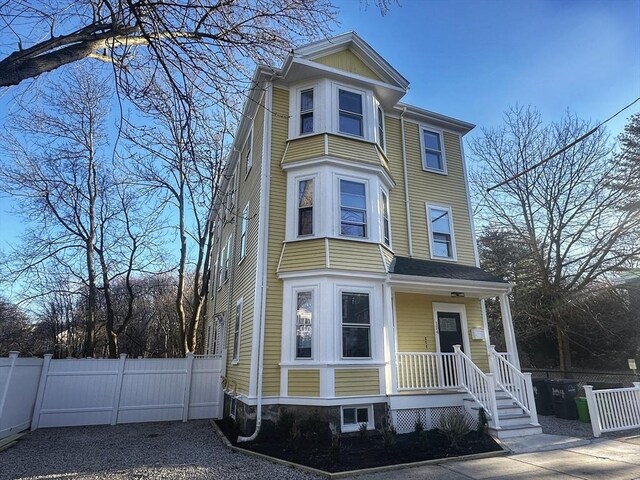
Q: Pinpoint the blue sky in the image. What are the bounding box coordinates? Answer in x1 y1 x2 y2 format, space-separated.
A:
1 0 639 251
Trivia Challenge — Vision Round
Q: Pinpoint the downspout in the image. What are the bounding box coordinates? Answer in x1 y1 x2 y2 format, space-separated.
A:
400 107 413 257
238 80 273 442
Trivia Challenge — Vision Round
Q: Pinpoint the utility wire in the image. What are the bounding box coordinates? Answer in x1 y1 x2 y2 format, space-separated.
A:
487 96 640 192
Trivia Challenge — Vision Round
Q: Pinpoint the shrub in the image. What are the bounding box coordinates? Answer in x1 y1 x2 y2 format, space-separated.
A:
477 407 489 435
440 411 471 448
414 417 426 441
378 424 397 450
329 433 342 465
358 422 369 441
299 410 331 444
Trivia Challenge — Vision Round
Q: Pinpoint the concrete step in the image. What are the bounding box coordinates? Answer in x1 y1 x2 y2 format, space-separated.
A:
489 424 543 439
494 413 532 427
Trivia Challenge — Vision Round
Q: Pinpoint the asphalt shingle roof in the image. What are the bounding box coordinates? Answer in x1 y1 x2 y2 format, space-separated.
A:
389 256 508 284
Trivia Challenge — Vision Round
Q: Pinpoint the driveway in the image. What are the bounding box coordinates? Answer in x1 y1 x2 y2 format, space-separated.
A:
3 421 640 480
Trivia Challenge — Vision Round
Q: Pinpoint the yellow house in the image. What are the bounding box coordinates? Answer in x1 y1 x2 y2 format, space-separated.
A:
206 32 540 440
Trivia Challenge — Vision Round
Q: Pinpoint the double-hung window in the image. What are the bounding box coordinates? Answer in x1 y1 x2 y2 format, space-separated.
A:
232 300 242 362
340 180 367 238
300 89 314 135
297 179 313 236
217 246 225 288
224 236 232 281
380 191 390 247
239 203 249 260
338 89 363 137
295 291 313 358
428 205 455 259
422 128 446 172
245 130 252 176
341 292 370 358
377 106 385 150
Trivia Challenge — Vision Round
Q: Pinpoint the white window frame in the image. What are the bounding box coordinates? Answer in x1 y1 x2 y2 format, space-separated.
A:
339 289 372 360
226 173 236 219
244 129 253 178
229 395 238 419
239 203 249 261
376 104 386 152
334 84 367 139
337 176 369 240
232 298 243 363
224 235 232 281
341 405 374 433
296 177 315 238
420 126 447 174
289 82 320 139
426 203 457 261
299 88 315 135
294 288 314 360
217 246 225 289
380 188 391 248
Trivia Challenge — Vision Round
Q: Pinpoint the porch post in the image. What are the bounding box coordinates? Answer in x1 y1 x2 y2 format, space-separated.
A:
383 285 398 394
499 293 521 370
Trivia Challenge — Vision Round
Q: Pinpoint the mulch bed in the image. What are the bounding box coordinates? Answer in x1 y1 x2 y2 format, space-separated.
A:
216 420 501 473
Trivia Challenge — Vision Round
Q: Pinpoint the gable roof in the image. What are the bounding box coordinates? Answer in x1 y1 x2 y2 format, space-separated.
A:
390 256 509 284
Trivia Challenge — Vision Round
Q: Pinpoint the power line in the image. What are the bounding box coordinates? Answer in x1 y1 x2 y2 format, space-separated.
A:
486 96 640 193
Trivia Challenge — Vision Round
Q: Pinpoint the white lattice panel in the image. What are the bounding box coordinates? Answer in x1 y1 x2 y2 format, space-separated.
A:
394 408 428 434
430 406 474 430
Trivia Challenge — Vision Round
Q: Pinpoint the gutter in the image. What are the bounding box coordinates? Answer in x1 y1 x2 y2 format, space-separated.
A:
400 107 413 257
237 81 273 443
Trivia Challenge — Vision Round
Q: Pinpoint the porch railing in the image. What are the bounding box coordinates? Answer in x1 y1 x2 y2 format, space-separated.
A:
489 346 538 425
396 352 460 390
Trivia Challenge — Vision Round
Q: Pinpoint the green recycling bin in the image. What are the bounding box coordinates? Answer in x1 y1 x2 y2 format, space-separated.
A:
575 397 590 423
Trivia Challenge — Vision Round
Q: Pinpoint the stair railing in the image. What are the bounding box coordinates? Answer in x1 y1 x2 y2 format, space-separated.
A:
453 345 500 429
489 345 539 425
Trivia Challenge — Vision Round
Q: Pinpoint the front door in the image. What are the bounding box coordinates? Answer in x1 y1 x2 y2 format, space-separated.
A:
436 311 464 387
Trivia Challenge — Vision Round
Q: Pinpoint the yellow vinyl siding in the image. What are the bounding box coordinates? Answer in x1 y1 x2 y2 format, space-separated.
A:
222 100 266 395
381 245 394 271
383 117 409 256
327 134 383 168
335 369 380 396
312 49 382 81
278 239 327 272
262 86 290 396
287 370 320 396
394 294 489 372
328 239 386 272
282 134 325 164
404 123 476 265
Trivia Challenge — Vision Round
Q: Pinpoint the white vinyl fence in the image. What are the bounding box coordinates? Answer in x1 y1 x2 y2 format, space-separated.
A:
585 382 640 437
0 353 43 439
0 352 224 436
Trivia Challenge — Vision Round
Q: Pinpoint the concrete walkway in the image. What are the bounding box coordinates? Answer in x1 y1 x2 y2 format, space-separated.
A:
350 435 640 479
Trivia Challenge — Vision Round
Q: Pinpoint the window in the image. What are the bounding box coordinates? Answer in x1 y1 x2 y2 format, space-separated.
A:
217 246 225 288
300 89 314 135
422 128 445 172
338 89 363 137
340 180 367 238
245 130 252 176
341 405 373 432
295 291 313 358
341 292 370 358
227 174 236 219
232 300 242 362
239 203 249 260
224 236 232 281
297 179 313 236
377 106 385 150
428 205 455 259
380 191 390 247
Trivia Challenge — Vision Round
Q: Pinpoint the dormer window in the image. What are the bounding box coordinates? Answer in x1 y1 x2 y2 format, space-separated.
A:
338 89 363 137
421 128 447 173
300 89 314 135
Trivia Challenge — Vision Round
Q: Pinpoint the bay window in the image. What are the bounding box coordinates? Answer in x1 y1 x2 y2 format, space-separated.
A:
341 292 370 358
340 180 367 238
298 179 313 236
338 89 363 137
300 89 314 135
295 291 313 358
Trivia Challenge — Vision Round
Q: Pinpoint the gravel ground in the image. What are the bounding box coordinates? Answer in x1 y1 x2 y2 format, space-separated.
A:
538 414 640 439
0 421 320 480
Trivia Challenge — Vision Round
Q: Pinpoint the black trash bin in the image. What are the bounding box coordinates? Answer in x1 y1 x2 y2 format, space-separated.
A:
549 379 579 420
532 378 554 415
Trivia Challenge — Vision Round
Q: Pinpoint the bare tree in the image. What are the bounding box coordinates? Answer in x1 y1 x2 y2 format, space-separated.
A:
471 106 640 370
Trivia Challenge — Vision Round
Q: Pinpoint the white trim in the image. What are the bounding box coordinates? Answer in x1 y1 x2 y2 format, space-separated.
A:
239 202 249 261
419 125 448 174
379 187 392 249
244 127 253 178
335 83 367 139
432 302 471 356
376 103 386 153
426 203 457 262
240 395 389 407
338 287 374 360
341 404 374 433
281 156 395 189
279 269 388 280
337 174 370 240
288 81 322 139
387 274 510 295
292 286 317 360
294 174 317 238
232 297 244 363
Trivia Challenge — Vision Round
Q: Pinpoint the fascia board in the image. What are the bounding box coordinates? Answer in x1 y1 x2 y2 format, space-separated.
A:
387 274 511 295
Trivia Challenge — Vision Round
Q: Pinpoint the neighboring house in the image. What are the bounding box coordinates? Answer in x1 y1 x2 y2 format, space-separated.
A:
205 32 540 440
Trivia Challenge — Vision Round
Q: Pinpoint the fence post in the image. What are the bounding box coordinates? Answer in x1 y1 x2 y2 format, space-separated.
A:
110 354 127 425
30 354 52 431
584 385 601 438
0 352 19 426
453 345 464 388
523 372 539 425
182 353 195 422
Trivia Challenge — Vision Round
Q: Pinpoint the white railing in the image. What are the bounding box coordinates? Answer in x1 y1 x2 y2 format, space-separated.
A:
453 345 500 428
585 383 640 437
489 346 538 425
396 352 459 390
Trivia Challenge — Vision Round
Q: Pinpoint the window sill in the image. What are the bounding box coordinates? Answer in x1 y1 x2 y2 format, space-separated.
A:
232 359 240 366
422 166 448 176
430 254 458 263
